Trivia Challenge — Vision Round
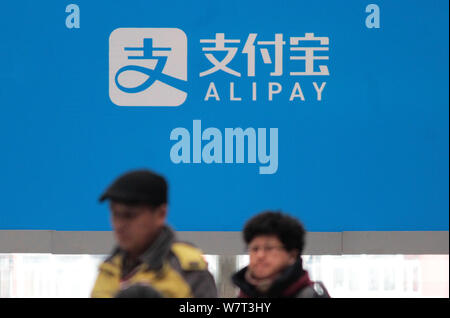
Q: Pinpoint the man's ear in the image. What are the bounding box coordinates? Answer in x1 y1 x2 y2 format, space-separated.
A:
156 204 168 223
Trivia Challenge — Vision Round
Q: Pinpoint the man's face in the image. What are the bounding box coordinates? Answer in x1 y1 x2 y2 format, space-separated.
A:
109 202 167 257
248 235 297 280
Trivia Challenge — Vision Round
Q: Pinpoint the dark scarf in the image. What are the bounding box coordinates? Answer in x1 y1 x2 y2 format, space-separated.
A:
232 257 313 298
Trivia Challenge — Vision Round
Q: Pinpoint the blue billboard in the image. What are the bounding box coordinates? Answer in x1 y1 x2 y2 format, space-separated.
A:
0 0 448 231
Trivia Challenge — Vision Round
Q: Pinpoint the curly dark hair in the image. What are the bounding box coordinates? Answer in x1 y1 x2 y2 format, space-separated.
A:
243 211 306 255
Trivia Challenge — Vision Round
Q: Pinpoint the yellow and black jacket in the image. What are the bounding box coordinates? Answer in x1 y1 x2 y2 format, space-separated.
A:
91 226 217 298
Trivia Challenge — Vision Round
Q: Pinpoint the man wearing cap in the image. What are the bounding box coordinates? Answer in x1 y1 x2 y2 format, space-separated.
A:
91 169 218 298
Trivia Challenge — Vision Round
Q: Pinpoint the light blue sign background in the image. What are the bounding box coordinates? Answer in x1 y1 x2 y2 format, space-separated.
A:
0 0 448 231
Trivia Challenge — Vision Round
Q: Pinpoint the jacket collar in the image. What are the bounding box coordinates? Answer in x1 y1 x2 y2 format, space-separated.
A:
109 225 175 271
139 225 175 270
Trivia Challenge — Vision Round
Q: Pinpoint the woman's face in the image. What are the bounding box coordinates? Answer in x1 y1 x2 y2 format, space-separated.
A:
247 235 297 280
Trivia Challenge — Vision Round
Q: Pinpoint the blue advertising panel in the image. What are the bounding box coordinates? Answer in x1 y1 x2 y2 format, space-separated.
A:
0 1 448 231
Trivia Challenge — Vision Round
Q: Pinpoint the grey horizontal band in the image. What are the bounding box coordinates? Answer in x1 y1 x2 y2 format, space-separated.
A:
0 230 448 255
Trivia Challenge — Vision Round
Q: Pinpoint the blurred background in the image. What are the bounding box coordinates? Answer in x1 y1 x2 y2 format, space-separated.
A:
0 253 448 298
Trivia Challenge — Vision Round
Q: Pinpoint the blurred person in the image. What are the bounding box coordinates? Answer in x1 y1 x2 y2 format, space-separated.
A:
231 211 330 298
91 169 217 298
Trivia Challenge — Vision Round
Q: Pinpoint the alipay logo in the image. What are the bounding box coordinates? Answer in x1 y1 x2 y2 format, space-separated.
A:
109 28 188 106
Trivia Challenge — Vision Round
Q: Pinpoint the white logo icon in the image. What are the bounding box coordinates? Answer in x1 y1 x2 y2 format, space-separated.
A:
109 28 187 106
